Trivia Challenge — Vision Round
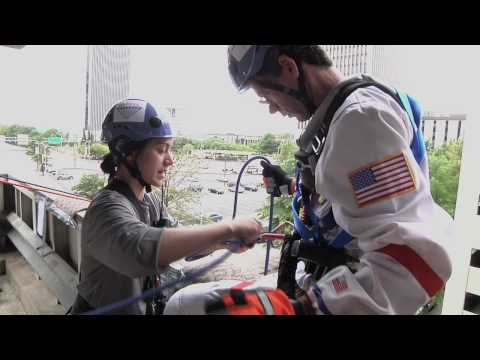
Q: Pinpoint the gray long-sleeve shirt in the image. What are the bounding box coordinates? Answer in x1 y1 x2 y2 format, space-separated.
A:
77 181 175 314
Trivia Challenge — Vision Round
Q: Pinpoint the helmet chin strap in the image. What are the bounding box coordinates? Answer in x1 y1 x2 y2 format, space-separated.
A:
256 61 317 120
110 140 153 193
117 154 152 193
127 161 152 193
296 61 318 118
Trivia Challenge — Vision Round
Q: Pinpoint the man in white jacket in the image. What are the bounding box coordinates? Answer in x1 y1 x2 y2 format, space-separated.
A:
164 45 452 315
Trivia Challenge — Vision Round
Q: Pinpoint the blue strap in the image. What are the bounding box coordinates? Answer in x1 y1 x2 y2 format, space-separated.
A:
302 190 319 227
328 230 354 250
318 209 336 230
397 91 426 167
291 193 316 241
312 285 333 315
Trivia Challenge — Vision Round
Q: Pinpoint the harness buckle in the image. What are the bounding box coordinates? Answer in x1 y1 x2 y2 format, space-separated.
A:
311 135 323 156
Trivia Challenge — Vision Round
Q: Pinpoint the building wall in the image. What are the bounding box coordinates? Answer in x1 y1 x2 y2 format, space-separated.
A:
295 45 394 131
321 45 391 81
86 45 130 141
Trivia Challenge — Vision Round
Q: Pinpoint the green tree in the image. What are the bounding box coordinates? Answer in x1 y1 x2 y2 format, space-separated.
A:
29 130 43 141
90 143 109 159
196 137 256 153
158 151 202 225
26 143 42 164
2 125 36 137
428 140 463 217
77 144 86 156
257 196 295 241
173 137 196 152
202 137 227 150
257 133 280 155
72 174 107 198
181 143 195 155
275 142 297 176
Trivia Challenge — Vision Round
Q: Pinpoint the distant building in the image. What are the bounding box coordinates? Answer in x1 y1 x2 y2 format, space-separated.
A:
206 133 262 146
84 45 130 142
295 45 395 131
237 134 263 146
205 133 292 146
304 46 467 147
320 45 394 83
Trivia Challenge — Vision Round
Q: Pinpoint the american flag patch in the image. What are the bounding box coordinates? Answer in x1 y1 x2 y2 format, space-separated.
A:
349 152 416 208
331 276 348 294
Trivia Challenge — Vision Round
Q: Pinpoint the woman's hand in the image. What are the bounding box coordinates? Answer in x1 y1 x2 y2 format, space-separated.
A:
221 217 263 253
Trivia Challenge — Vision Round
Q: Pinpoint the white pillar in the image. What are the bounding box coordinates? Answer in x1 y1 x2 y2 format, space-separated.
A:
442 115 480 314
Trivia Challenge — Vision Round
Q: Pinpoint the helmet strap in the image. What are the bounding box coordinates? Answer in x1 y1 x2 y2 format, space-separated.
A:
255 61 317 119
111 145 153 193
125 160 152 193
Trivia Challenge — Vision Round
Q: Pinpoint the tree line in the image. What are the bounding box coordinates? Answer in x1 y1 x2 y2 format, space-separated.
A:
0 124 65 141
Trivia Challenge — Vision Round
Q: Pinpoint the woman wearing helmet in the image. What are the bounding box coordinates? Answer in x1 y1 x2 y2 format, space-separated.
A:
69 99 262 315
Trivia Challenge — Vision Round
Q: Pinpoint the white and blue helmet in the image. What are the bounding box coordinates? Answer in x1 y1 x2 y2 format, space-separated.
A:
101 99 174 192
227 45 273 92
102 98 174 145
228 45 317 117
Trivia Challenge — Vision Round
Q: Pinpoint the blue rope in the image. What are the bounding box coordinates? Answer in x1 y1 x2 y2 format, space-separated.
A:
232 155 271 219
84 249 235 315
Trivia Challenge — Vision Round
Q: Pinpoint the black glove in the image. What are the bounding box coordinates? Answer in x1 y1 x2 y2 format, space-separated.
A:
260 161 294 197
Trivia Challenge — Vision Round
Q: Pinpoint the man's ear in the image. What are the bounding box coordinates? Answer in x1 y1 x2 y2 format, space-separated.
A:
278 55 300 79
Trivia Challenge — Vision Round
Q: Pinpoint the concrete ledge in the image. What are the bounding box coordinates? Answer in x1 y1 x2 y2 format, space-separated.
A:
0 274 27 315
6 252 66 315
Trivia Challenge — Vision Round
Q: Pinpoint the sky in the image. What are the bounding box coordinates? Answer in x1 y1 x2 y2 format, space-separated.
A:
0 45 479 139
128 45 301 138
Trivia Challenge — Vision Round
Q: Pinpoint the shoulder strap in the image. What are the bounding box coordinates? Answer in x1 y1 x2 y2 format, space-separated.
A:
105 179 150 224
297 76 418 175
316 77 403 155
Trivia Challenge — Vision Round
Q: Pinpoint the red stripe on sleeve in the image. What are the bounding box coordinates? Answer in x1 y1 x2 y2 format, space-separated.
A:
376 244 444 297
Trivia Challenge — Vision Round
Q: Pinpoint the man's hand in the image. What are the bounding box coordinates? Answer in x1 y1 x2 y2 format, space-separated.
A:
260 161 294 197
